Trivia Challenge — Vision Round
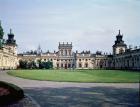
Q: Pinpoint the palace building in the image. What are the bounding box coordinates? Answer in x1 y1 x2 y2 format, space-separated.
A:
18 30 140 70
0 21 139 70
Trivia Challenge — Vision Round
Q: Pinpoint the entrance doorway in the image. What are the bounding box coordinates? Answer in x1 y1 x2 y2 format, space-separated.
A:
65 64 67 69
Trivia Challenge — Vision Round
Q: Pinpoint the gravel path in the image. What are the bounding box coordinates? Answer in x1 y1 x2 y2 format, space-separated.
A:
0 71 139 107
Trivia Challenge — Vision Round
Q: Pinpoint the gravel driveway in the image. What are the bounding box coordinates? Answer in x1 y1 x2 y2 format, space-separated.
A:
0 71 139 107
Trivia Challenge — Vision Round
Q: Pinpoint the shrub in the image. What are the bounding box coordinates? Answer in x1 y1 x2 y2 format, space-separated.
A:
0 81 24 105
19 60 53 69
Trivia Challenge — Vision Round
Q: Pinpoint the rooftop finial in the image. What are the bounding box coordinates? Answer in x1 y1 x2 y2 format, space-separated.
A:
10 28 12 34
119 29 120 35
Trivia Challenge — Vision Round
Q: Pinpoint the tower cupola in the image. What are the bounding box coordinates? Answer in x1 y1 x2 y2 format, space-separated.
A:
115 30 124 45
6 29 16 45
113 30 127 55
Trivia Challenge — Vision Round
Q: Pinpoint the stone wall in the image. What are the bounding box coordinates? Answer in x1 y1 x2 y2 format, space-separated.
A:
0 45 17 69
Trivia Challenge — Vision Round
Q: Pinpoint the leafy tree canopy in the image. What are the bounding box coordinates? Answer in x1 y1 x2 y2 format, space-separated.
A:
0 21 4 39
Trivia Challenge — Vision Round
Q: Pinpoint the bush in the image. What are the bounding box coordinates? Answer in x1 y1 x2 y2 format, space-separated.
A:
0 81 24 105
19 60 28 69
19 60 53 69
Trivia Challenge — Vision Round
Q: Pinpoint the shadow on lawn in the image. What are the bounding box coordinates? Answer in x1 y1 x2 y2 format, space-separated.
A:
24 87 140 107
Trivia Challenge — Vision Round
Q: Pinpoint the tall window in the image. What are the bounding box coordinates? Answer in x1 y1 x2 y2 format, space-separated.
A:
119 48 124 54
79 63 82 67
61 64 63 68
68 64 71 68
65 50 67 56
69 50 71 56
85 63 88 68
57 64 59 68
61 50 63 56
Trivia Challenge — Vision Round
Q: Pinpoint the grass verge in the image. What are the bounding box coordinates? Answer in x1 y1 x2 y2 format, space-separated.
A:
8 69 140 83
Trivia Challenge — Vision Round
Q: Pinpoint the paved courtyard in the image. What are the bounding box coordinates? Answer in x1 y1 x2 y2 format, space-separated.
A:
0 71 139 107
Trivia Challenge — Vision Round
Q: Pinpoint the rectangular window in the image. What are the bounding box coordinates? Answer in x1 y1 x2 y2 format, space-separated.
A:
61 64 63 68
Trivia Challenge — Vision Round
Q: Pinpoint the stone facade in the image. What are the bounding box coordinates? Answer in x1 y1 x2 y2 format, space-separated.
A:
1 29 140 70
0 29 17 69
108 49 140 70
18 30 140 70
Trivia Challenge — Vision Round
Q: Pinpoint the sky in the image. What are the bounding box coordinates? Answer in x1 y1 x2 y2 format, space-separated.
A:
0 0 140 53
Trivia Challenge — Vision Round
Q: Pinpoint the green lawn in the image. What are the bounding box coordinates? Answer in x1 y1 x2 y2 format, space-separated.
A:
8 70 140 83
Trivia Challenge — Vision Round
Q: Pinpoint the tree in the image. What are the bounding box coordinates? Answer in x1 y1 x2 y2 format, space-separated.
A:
38 60 44 69
38 61 53 69
19 60 28 69
0 39 3 48
47 61 53 69
19 60 53 69
26 61 37 69
0 21 4 39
